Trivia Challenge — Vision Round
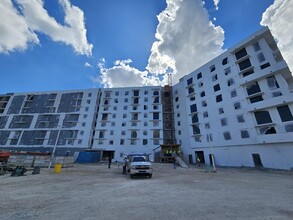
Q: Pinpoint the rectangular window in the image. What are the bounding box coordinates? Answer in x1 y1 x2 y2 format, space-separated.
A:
235 48 247 60
254 111 272 124
99 131 105 138
187 77 193 85
253 42 261 51
197 72 202 79
267 76 279 90
224 67 231 75
241 130 249 138
222 57 228 65
192 125 200 135
212 74 218 82
133 90 139 96
210 65 216 72
190 104 197 113
242 69 254 77
237 115 245 123
227 78 235 87
250 95 263 103
221 118 228 126
239 59 252 71
246 82 261 95
203 111 208 118
223 132 231 140
277 105 293 122
153 130 160 138
260 62 270 69
213 84 220 92
131 131 137 139
216 94 222 103
153 112 159 120
231 90 237 98
257 52 266 63
234 102 241 110
188 87 195 94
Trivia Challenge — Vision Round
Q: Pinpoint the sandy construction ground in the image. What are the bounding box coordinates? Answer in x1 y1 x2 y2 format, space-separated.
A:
0 163 293 220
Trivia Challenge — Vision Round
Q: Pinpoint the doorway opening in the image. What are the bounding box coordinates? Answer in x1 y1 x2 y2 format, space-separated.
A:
102 150 115 161
189 154 193 164
195 151 205 164
252 154 263 168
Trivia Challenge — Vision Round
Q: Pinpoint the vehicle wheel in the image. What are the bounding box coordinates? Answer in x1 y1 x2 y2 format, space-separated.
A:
149 174 152 178
130 174 134 178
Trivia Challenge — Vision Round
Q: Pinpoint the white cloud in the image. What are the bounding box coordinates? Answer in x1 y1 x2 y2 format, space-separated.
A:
146 0 224 83
0 0 39 53
96 0 224 88
98 59 161 88
261 0 293 72
18 0 93 56
0 0 92 56
85 62 93 68
214 0 220 10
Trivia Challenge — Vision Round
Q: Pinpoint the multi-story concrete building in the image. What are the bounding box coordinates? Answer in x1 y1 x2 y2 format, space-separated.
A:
173 27 293 170
1 27 292 169
0 89 100 155
91 86 164 160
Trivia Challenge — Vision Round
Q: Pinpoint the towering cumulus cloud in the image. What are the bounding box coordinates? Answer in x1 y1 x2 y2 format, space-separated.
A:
0 0 92 56
147 0 224 83
261 0 293 72
0 0 39 53
100 0 224 87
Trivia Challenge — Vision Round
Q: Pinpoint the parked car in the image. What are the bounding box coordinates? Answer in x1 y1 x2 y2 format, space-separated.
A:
129 155 153 178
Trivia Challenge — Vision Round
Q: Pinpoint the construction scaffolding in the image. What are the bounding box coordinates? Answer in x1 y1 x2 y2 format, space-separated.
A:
160 85 181 163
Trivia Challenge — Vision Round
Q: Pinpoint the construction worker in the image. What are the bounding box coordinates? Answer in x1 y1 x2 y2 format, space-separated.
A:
173 159 177 169
197 156 201 167
122 157 128 174
108 154 112 168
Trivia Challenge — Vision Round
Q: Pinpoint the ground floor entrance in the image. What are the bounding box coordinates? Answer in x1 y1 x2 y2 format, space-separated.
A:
195 151 205 164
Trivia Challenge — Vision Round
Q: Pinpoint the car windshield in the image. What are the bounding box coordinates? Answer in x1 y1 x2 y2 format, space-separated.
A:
132 157 146 162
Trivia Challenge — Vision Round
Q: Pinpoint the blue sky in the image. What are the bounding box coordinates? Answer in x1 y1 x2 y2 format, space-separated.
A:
0 0 292 94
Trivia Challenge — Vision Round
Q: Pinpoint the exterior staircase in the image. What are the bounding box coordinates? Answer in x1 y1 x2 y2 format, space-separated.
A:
173 153 189 168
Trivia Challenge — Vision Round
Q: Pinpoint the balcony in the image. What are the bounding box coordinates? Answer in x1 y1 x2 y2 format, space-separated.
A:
247 93 293 112
256 132 293 144
240 60 288 86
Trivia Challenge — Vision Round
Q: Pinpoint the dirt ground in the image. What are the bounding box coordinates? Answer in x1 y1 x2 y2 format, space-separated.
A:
0 163 293 220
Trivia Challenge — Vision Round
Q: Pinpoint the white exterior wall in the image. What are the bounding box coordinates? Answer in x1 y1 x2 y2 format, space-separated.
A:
173 27 293 170
92 86 163 162
1 27 292 169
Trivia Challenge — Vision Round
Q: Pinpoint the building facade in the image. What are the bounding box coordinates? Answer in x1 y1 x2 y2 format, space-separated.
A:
173 27 293 170
1 27 293 169
0 89 100 155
